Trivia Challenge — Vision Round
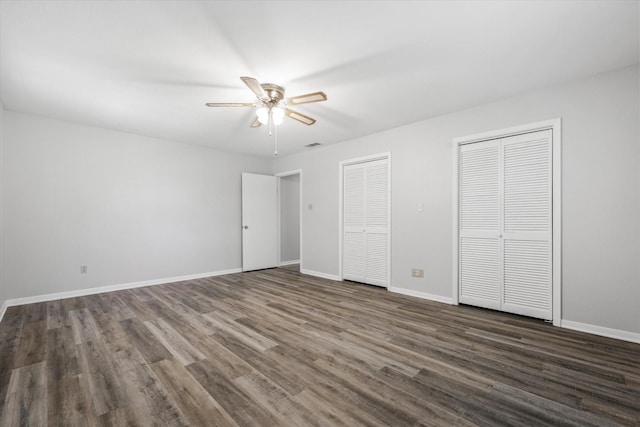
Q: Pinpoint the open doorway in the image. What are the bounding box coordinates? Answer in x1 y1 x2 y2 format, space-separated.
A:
277 171 301 272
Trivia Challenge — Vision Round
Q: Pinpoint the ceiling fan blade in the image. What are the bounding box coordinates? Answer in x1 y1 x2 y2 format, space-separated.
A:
205 102 256 107
240 76 268 102
285 108 316 125
250 116 261 128
285 91 327 105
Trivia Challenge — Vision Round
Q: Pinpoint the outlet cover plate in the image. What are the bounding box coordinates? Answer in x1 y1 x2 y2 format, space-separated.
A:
411 268 424 278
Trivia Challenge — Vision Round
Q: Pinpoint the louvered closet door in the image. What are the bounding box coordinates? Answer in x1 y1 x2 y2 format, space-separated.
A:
343 165 366 281
364 160 389 286
343 158 389 287
459 139 502 310
501 130 552 320
458 130 552 321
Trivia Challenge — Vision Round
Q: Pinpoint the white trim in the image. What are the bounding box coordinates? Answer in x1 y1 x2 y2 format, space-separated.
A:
300 268 341 281
452 119 562 326
561 320 640 344
338 152 392 286
338 152 392 167
1 268 242 308
0 103 5 325
389 287 454 305
277 175 281 270
275 169 303 177
453 119 561 145
551 120 562 327
276 169 303 271
279 259 300 266
0 300 7 324
452 138 460 305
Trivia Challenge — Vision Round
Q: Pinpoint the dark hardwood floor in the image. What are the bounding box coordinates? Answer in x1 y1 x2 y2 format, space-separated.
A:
0 268 638 426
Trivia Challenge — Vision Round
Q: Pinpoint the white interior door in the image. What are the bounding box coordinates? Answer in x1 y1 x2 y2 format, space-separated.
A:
242 173 278 272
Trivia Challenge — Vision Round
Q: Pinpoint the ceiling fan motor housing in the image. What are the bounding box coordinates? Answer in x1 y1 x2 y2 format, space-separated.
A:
261 83 285 104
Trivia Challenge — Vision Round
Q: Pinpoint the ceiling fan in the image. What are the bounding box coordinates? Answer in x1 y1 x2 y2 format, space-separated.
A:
205 76 327 128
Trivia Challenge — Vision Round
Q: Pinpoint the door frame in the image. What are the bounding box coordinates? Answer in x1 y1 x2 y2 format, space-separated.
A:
451 119 562 326
338 152 392 285
276 169 303 270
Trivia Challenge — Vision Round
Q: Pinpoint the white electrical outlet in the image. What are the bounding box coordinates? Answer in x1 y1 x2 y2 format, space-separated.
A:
80 266 88 274
411 268 424 278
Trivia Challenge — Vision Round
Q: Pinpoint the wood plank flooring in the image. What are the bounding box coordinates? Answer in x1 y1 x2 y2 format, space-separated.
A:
0 268 638 426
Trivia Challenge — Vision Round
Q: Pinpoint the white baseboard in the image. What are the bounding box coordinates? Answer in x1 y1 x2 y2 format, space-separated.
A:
279 259 300 266
3 269 638 346
1 268 242 312
0 300 7 324
389 286 454 305
560 320 640 344
300 269 341 281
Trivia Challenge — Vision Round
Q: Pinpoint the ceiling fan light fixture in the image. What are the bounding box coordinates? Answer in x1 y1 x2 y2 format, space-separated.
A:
272 107 285 125
256 106 285 126
256 107 269 125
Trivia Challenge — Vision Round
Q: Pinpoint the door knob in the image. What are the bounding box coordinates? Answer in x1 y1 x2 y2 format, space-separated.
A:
243 225 249 229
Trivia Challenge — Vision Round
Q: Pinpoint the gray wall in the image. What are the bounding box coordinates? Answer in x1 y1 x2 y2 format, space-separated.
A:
1 66 638 335
280 173 300 263
273 64 640 334
3 112 272 299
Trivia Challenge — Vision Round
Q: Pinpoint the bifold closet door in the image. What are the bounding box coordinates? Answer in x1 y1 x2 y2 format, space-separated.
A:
459 130 552 320
343 158 389 287
502 131 552 320
459 139 502 310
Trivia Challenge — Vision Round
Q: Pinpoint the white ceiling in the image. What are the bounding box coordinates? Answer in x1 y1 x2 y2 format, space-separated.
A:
1 1 638 157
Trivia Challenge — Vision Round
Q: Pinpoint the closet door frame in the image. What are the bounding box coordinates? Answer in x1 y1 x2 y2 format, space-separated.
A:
338 152 391 287
452 119 562 326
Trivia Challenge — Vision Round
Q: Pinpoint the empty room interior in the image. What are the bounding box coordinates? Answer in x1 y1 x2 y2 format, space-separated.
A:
0 1 639 426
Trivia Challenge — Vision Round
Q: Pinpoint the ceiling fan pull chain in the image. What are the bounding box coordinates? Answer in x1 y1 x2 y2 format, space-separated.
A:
274 120 278 156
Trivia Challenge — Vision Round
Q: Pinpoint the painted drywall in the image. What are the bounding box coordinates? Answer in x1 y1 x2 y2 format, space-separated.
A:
3 112 271 299
274 64 640 334
280 174 300 263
